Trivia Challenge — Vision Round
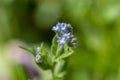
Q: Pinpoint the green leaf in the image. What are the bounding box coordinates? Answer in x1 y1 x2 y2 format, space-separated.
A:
19 46 36 56
54 45 74 62
51 35 58 55
60 44 74 59
36 43 51 70
59 47 73 59
40 43 47 57
56 71 66 79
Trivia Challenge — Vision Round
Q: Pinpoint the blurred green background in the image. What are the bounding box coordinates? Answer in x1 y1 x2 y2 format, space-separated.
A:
0 0 120 80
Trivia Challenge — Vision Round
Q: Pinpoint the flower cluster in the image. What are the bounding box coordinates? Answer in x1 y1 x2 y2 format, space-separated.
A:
36 47 42 63
52 22 77 46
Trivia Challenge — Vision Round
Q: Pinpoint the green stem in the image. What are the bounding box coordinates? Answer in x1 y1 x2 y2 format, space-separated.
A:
51 69 55 80
51 44 66 80
56 44 63 58
51 60 66 80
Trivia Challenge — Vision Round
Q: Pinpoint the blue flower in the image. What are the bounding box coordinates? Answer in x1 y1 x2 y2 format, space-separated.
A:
36 47 40 54
52 23 72 32
60 23 67 31
71 38 77 46
61 24 72 32
36 54 42 63
52 22 77 46
57 37 66 44
52 26 59 31
36 47 42 63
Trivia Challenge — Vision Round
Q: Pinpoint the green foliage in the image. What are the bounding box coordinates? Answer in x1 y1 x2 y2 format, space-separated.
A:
51 35 58 56
37 43 50 70
1 0 120 80
19 46 36 56
20 35 74 80
40 43 48 57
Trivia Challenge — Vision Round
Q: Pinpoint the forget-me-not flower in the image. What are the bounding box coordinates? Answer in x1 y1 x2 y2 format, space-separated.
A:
52 22 77 46
36 47 42 63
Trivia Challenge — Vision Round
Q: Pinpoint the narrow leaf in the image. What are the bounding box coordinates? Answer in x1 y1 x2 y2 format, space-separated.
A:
19 46 36 56
54 47 73 62
40 43 47 57
60 47 73 59
51 35 58 55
